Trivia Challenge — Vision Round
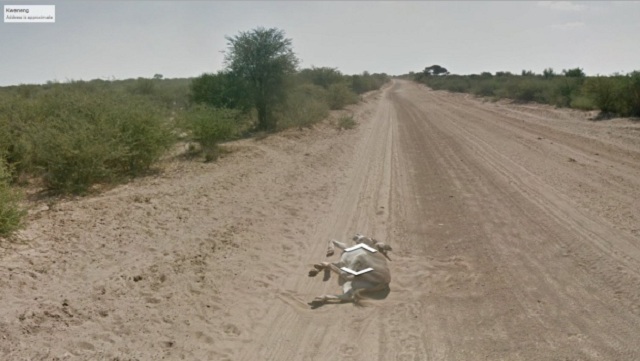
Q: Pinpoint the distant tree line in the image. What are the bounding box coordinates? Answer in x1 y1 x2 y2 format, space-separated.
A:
411 66 640 117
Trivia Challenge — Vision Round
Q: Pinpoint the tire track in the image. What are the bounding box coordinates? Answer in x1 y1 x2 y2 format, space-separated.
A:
388 80 640 359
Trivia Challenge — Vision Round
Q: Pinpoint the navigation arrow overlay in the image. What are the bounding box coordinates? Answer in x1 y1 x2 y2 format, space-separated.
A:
344 243 377 253
341 267 374 276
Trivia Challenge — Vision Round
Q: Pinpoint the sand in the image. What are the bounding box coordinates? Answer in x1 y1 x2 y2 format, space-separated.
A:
2 79 640 360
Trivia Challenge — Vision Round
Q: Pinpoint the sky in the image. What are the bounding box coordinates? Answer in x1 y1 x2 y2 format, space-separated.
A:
0 1 639 86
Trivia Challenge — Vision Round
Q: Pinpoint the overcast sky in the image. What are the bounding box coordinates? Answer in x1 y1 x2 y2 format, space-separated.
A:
1 1 638 86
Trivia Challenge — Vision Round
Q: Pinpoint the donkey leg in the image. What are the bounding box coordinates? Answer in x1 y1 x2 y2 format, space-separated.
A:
327 239 349 257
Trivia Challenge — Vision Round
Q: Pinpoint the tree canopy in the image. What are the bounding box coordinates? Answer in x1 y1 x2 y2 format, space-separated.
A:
563 67 586 78
423 65 449 76
224 27 299 130
189 71 251 111
414 65 449 81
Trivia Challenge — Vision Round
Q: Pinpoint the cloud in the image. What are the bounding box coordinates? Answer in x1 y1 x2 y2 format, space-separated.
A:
538 1 585 11
551 21 586 30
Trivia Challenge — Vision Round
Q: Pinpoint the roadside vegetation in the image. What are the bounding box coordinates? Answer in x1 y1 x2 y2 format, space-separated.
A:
186 26 388 144
0 26 389 237
411 65 640 118
337 115 357 130
0 81 178 195
0 159 25 237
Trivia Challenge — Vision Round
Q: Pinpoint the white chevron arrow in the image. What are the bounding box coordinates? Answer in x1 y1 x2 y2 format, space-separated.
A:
340 267 374 276
344 243 377 253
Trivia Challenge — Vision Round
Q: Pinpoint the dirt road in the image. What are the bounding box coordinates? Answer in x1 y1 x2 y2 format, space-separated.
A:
2 79 640 360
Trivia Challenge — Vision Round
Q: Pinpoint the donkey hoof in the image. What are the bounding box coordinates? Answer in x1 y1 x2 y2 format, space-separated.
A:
308 297 326 308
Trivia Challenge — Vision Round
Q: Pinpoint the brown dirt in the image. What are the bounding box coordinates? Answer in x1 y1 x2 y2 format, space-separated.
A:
1 79 640 360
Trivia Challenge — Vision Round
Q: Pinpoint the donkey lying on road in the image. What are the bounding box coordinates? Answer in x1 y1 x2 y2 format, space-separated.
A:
308 234 392 307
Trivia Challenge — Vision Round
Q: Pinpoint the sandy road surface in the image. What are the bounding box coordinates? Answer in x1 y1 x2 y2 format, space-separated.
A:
2 79 640 360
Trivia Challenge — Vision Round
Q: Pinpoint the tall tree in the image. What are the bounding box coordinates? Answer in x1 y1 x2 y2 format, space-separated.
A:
424 65 449 76
224 27 299 131
563 67 586 78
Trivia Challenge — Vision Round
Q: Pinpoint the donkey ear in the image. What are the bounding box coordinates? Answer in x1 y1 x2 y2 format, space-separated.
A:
376 243 392 261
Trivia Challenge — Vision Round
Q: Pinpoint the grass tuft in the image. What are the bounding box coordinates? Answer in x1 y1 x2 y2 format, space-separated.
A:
337 115 357 130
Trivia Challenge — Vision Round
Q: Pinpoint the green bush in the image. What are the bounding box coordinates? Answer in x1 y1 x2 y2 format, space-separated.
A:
512 78 547 103
111 99 175 175
153 78 191 111
30 116 125 193
0 159 25 237
128 78 156 96
337 115 357 130
183 105 243 161
488 77 546 103
0 100 12 160
278 84 329 129
0 95 43 177
570 95 596 110
543 68 556 78
626 71 640 116
424 75 471 93
189 72 251 111
549 78 582 107
298 67 344 89
583 73 640 117
298 68 389 96
326 82 359 110
583 76 621 114
21 88 173 194
351 72 389 94
612 72 640 117
470 79 498 97
563 68 586 78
